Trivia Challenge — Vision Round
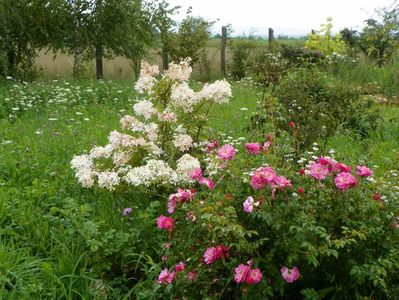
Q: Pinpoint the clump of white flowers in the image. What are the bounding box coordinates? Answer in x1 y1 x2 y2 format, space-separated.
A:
71 58 232 191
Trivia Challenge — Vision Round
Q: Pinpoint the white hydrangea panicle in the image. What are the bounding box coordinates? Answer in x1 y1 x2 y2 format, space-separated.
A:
108 131 146 149
71 154 93 170
176 154 200 181
124 159 177 186
170 82 198 112
174 133 193 152
158 109 177 123
89 145 113 159
145 142 163 157
134 61 159 94
164 58 192 81
97 171 120 191
71 155 95 188
198 79 232 103
75 169 95 188
144 123 159 142
112 150 132 166
120 115 145 132
133 100 158 120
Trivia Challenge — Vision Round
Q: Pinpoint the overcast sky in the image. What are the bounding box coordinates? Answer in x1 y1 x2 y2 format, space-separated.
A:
165 0 397 36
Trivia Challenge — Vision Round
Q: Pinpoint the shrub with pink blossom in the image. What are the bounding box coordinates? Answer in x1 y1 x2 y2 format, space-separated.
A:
142 137 399 299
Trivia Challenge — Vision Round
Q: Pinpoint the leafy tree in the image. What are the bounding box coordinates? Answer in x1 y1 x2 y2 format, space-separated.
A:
305 17 347 55
168 15 213 65
340 28 359 48
0 0 60 80
359 2 399 66
51 0 154 79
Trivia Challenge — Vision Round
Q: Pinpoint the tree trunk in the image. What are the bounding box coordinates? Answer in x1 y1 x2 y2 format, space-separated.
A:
96 42 103 79
73 46 82 79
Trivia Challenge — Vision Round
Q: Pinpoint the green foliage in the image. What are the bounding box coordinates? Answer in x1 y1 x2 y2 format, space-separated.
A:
250 67 379 151
229 38 257 80
250 50 290 89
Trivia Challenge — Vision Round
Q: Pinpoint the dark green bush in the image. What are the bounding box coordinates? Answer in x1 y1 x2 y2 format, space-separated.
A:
250 67 379 150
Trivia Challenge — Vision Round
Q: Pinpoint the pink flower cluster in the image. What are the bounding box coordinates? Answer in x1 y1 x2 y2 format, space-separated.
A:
245 142 272 155
167 188 196 214
307 157 372 191
188 167 215 190
157 215 174 231
234 263 262 284
250 166 292 191
203 245 230 265
280 266 300 283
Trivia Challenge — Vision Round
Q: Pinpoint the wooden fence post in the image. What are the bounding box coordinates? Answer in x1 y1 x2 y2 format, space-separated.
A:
221 26 227 77
268 28 274 49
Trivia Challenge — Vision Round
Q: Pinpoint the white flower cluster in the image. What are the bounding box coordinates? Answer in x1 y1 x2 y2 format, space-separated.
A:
198 80 232 104
72 59 232 191
134 62 159 94
174 133 193 152
164 58 192 81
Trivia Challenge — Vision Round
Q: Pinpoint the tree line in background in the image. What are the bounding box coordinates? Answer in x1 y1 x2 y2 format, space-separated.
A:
0 0 213 81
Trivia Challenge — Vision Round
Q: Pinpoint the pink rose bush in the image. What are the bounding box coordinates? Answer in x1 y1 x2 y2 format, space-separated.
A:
148 138 396 299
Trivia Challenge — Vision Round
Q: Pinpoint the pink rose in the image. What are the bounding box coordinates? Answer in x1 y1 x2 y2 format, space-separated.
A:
203 247 218 265
336 162 352 173
157 269 176 285
217 144 236 161
309 162 329 180
189 167 202 180
243 196 260 213
273 176 292 189
157 215 174 231
199 177 215 190
245 268 262 284
245 143 261 155
280 266 300 283
234 264 250 283
175 261 185 272
356 165 373 177
206 140 219 151
334 172 358 190
187 270 198 282
250 166 276 190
